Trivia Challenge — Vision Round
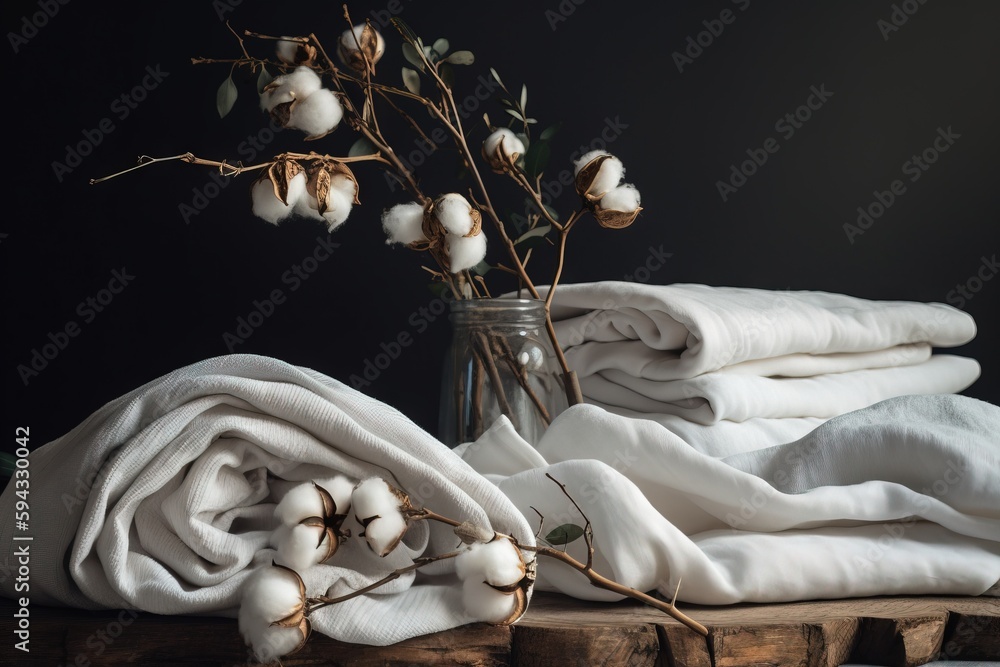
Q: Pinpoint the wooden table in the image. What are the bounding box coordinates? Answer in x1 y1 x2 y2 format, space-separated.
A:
2 593 997 666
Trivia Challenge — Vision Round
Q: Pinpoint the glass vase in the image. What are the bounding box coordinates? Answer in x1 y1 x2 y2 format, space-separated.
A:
439 298 569 447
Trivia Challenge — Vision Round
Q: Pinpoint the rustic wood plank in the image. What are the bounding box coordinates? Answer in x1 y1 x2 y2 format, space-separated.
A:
709 618 858 667
937 611 1000 662
846 614 947 667
513 623 659 667
657 623 712 667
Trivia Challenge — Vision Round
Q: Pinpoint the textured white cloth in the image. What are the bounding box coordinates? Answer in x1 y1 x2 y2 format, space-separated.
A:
542 282 980 447
458 395 1000 605
0 355 534 646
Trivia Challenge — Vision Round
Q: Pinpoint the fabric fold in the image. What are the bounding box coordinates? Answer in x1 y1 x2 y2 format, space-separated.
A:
460 395 1000 605
0 354 534 646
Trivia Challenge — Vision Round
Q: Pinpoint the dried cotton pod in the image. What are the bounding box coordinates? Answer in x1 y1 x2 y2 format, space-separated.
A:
455 537 531 625
260 66 323 113
276 38 317 67
251 158 307 224
482 128 526 173
574 150 624 202
337 23 385 72
295 160 359 231
594 183 642 229
352 477 413 557
272 478 353 570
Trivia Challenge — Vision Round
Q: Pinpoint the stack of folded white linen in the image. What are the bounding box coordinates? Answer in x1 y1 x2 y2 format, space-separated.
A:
542 282 981 456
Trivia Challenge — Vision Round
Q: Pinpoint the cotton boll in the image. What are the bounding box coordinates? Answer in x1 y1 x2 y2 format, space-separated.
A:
238 566 308 661
600 183 641 212
445 231 487 273
455 538 525 587
288 88 344 139
276 39 315 67
260 66 323 112
483 128 526 171
274 523 330 572
274 481 326 525
382 202 427 245
251 171 306 224
362 511 408 557
313 475 354 515
323 174 356 231
435 193 475 236
352 478 405 521
574 150 624 197
338 23 386 70
461 579 518 624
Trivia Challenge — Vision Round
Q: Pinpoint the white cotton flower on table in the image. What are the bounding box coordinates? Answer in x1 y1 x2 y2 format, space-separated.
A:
238 565 310 662
482 128 526 172
445 232 487 273
251 170 307 224
455 537 529 624
260 66 323 112
574 150 624 199
382 202 427 245
352 477 411 557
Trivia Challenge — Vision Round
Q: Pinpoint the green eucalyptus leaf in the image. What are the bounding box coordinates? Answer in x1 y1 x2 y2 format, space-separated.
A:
515 224 551 245
439 62 455 88
523 140 551 181
520 84 528 113
432 37 450 56
402 67 421 95
472 260 492 276
542 204 560 222
544 523 585 546
525 117 538 125
256 66 274 95
401 42 425 72
444 50 475 65
348 136 378 157
540 122 562 142
216 75 238 118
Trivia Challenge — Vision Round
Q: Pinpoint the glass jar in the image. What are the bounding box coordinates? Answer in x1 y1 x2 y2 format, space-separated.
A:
439 298 568 447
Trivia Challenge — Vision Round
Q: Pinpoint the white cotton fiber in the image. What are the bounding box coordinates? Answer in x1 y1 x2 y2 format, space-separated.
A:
352 478 402 521
240 566 303 622
461 579 517 624
251 171 306 224
574 150 624 197
293 173 355 230
484 128 525 160
363 511 407 557
600 183 641 212
260 66 323 112
276 39 302 65
455 538 524 587
274 523 328 572
339 24 385 61
435 193 475 235
288 88 344 138
382 202 427 245
313 475 355 515
274 481 325 525
445 231 487 273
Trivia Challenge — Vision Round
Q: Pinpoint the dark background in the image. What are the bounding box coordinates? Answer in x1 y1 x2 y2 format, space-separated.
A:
3 0 998 448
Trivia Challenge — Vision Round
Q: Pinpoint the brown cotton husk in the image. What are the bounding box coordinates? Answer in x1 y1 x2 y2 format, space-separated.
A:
304 160 360 214
268 99 296 129
455 521 496 545
262 158 304 205
338 23 384 73
575 154 614 202
482 142 521 174
278 40 317 67
594 204 642 229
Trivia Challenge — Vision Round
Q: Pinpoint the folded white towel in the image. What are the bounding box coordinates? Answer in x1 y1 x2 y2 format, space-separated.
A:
545 282 977 379
0 355 534 646
458 395 1000 605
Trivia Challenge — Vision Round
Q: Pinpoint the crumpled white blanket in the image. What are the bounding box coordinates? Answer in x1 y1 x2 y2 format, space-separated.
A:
542 282 980 448
457 394 1000 605
0 355 534 646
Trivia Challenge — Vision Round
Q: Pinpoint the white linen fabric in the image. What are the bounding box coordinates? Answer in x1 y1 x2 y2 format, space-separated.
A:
541 282 979 451
457 395 1000 605
0 355 534 646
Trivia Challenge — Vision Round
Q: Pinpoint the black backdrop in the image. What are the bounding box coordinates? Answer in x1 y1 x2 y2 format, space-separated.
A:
4 0 998 447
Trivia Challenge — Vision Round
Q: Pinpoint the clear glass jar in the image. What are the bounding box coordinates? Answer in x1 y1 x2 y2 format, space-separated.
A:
439 298 568 447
